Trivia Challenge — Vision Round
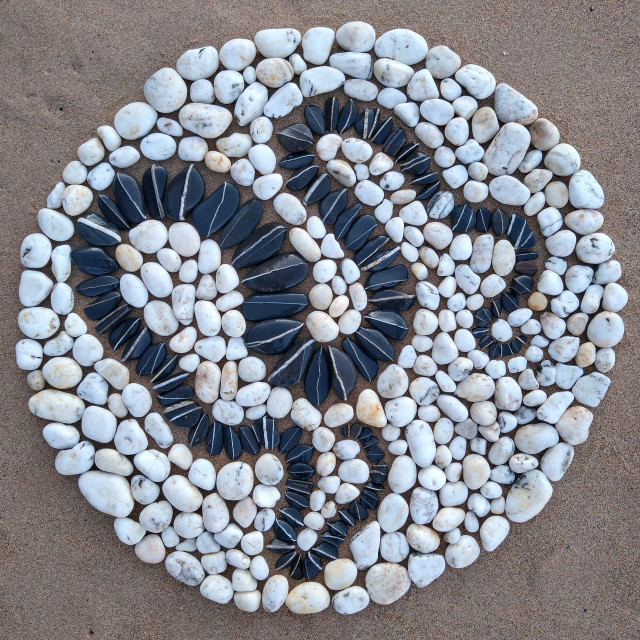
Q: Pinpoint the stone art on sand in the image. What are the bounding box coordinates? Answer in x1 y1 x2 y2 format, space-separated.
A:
16 23 626 614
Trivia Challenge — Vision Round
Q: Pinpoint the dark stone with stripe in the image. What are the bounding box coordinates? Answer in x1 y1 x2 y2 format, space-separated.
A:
267 338 314 387
85 291 121 320
279 426 302 455
511 274 534 295
142 164 168 220
285 444 314 465
364 481 385 493
509 339 523 354
150 354 178 383
108 317 140 350
365 310 408 340
324 96 339 132
357 428 373 444
242 253 308 293
348 501 368 521
305 347 330 406
366 446 385 462
231 223 286 268
285 489 310 509
342 338 378 381
360 489 380 509
279 152 314 169
327 521 348 537
165 401 201 430
98 194 130 230
369 288 415 311
411 171 439 186
113 172 146 224
339 510 356 527
239 425 260 455
224 425 242 459
188 413 210 447
152 372 189 393
304 551 323 580
490 299 502 317
515 261 538 275
479 336 494 349
382 127 406 156
341 423 365 438
328 346 357 401
399 150 430 174
475 308 493 325
508 213 536 249
76 275 119 297
274 551 297 571
274 519 297 543
219 199 263 249
122 327 152 362
71 247 118 276
192 182 240 237
245 319 303 355
319 188 347 225
157 386 193 406
416 181 441 201
516 251 538 262
304 105 325 135
345 214 376 251
280 507 305 528
492 208 510 235
164 164 205 221
370 116 393 144
136 343 166 376
333 203 362 239
337 99 358 133
395 141 419 161
286 165 319 191
276 123 314 152
251 415 280 450
94 305 131 334
286 479 313 495
354 235 388 266
76 213 121 246
206 421 224 456
359 246 399 272
355 327 395 362
472 326 489 338
313 542 338 560
289 553 303 580
303 173 331 206
287 462 315 480
364 264 408 291
489 342 501 358
355 108 379 139
268 539 296 554
451 204 476 232
476 207 492 233
242 293 308 322
370 462 389 484
321 533 344 547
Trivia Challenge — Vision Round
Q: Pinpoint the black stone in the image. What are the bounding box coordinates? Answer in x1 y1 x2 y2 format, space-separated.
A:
108 317 140 350
324 96 339 132
121 327 152 361
365 310 409 340
285 444 314 465
370 116 393 144
94 305 131 334
511 274 534 295
321 533 344 547
285 489 310 509
339 510 356 527
268 539 296 554
355 108 379 139
382 127 406 156
136 343 166 376
334 203 362 239
369 288 415 311
287 462 315 481
276 123 313 152
304 105 325 135
345 214 376 251
327 521 348 537
165 401 201 430
319 188 347 225
279 152 315 169
76 213 121 246
286 479 314 495
231 223 286 268
491 299 502 317
267 339 314 387
476 207 492 233
76 275 119 297
399 150 430 174
305 347 330 406
157 386 193 406
366 446 385 462
98 194 130 230
492 208 510 235
411 171 439 186
289 554 303 580
515 261 538 275
84 291 122 320
370 461 388 484
313 542 338 560
239 425 260 455
472 326 489 338
280 507 305 528
348 501 368 521
242 293 308 322
396 141 420 162
451 204 476 233
113 172 146 224
337 99 358 133
508 213 536 249
152 372 189 393
286 165 319 191
252 416 280 450
192 182 240 237
219 199 263 249
416 181 441 201
341 423 365 438
224 425 242 459
364 264 408 291
274 519 297 543
354 235 388 266
71 247 118 275
142 164 168 220
328 346 357 401
274 551 297 571
516 251 538 262
359 246 400 273
479 336 494 349
188 413 210 447
303 551 323 580
303 173 331 206
475 308 493 325
489 342 501 358
355 327 395 362
279 426 302 455
245 319 303 355
150 354 178 383
242 253 308 293
342 338 378 381
206 421 224 456
360 489 379 509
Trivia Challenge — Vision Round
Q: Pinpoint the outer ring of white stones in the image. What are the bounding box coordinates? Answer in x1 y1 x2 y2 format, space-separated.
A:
16 23 627 615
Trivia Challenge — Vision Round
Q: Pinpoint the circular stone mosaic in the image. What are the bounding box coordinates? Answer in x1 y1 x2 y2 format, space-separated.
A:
16 23 627 614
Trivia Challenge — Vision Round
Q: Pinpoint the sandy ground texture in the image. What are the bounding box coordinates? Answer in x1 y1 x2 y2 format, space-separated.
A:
1 1 639 638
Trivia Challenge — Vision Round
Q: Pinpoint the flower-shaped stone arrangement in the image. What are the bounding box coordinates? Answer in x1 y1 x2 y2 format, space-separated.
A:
16 22 627 615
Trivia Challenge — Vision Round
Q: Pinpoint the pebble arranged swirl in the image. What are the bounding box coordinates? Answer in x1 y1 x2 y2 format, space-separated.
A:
15 23 627 614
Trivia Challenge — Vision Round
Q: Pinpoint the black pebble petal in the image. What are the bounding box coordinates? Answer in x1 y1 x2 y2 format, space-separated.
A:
157 386 193 406
286 165 319 191
508 213 536 249
276 123 314 152
319 188 347 225
242 253 308 293
242 293 308 322
355 108 379 139
342 338 378 381
328 346 357 401
370 117 393 144
191 182 240 236
279 427 302 455
399 150 430 174
219 199 263 249
268 339 314 387
365 310 409 340
136 343 166 376
345 214 376 251
324 96 339 132
94 305 131 334
84 290 121 320
451 204 476 232
304 105 325 135
142 164 168 220
76 213 121 246
150 354 178 383
333 203 362 239
206 421 224 456
274 519 297 543
188 413 210 447
76 275 119 297
364 264 408 291
239 425 260 455
252 416 279 450
224 425 242 459
108 317 140 350
359 246 400 272
416 181 441 201
231 223 286 268
285 445 314 465
411 171 439 186
476 207 492 233
165 401 201 430
121 327 152 362
98 194 130 230
304 551 323 580
355 327 395 362
113 171 146 224
288 462 315 481
303 173 331 206
337 99 358 133
492 208 510 235
279 152 315 169
245 319 303 355
353 235 388 266
305 347 330 406
152 372 189 393
382 127 406 156
71 247 118 275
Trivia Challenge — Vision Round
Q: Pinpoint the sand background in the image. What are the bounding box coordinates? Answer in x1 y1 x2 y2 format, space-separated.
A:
1 1 639 638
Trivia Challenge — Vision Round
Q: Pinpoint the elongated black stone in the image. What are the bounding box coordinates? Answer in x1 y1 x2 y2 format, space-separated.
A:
113 172 146 224
337 99 358 133
342 338 378 381
219 199 263 249
319 188 347 224
360 246 400 272
285 444 314 465
479 336 494 349
290 554 304 579
242 253 308 293
242 293 308 322
231 223 286 268
304 105 325 135
251 416 279 450
286 165 319 191
328 346 357 401
360 489 379 509
345 214 376 251
451 204 476 232
274 519 297 543
142 164 167 220
304 551 323 580
303 173 331 206
399 150 430 174
276 123 313 152
98 194 130 230
305 347 330 406
370 462 388 484
516 251 538 262
239 426 260 455
489 342 501 358
192 182 240 236
365 310 408 340
492 208 510 235
206 421 224 456
245 319 303 355
508 213 536 249
411 171 439 186
491 299 502 317
71 247 118 275
224 425 242 459
416 181 441 201
280 507 304 528
188 413 210 447
355 327 395 362
76 275 119 297
285 491 310 511
152 372 189 393
370 116 393 144
511 274 534 295
342 423 365 439
324 96 339 132
279 152 315 169
157 386 193 406
382 127 406 155
354 235 388 266
274 551 297 571
475 308 493 325
472 326 489 338
355 108 379 139
364 264 408 291
476 207 492 233
95 305 131 334
334 203 362 239
268 339 314 387
108 317 140 349
165 401 201 430
122 327 152 362
396 141 419 161
348 501 368 521
136 342 166 376
321 533 344 547
327 521 348 538
366 446 385 462
339 510 356 527
76 213 121 246
279 426 302 455
286 479 314 495
150 354 178 383
84 291 121 320
268 539 296 554
287 462 315 481
515 260 538 275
